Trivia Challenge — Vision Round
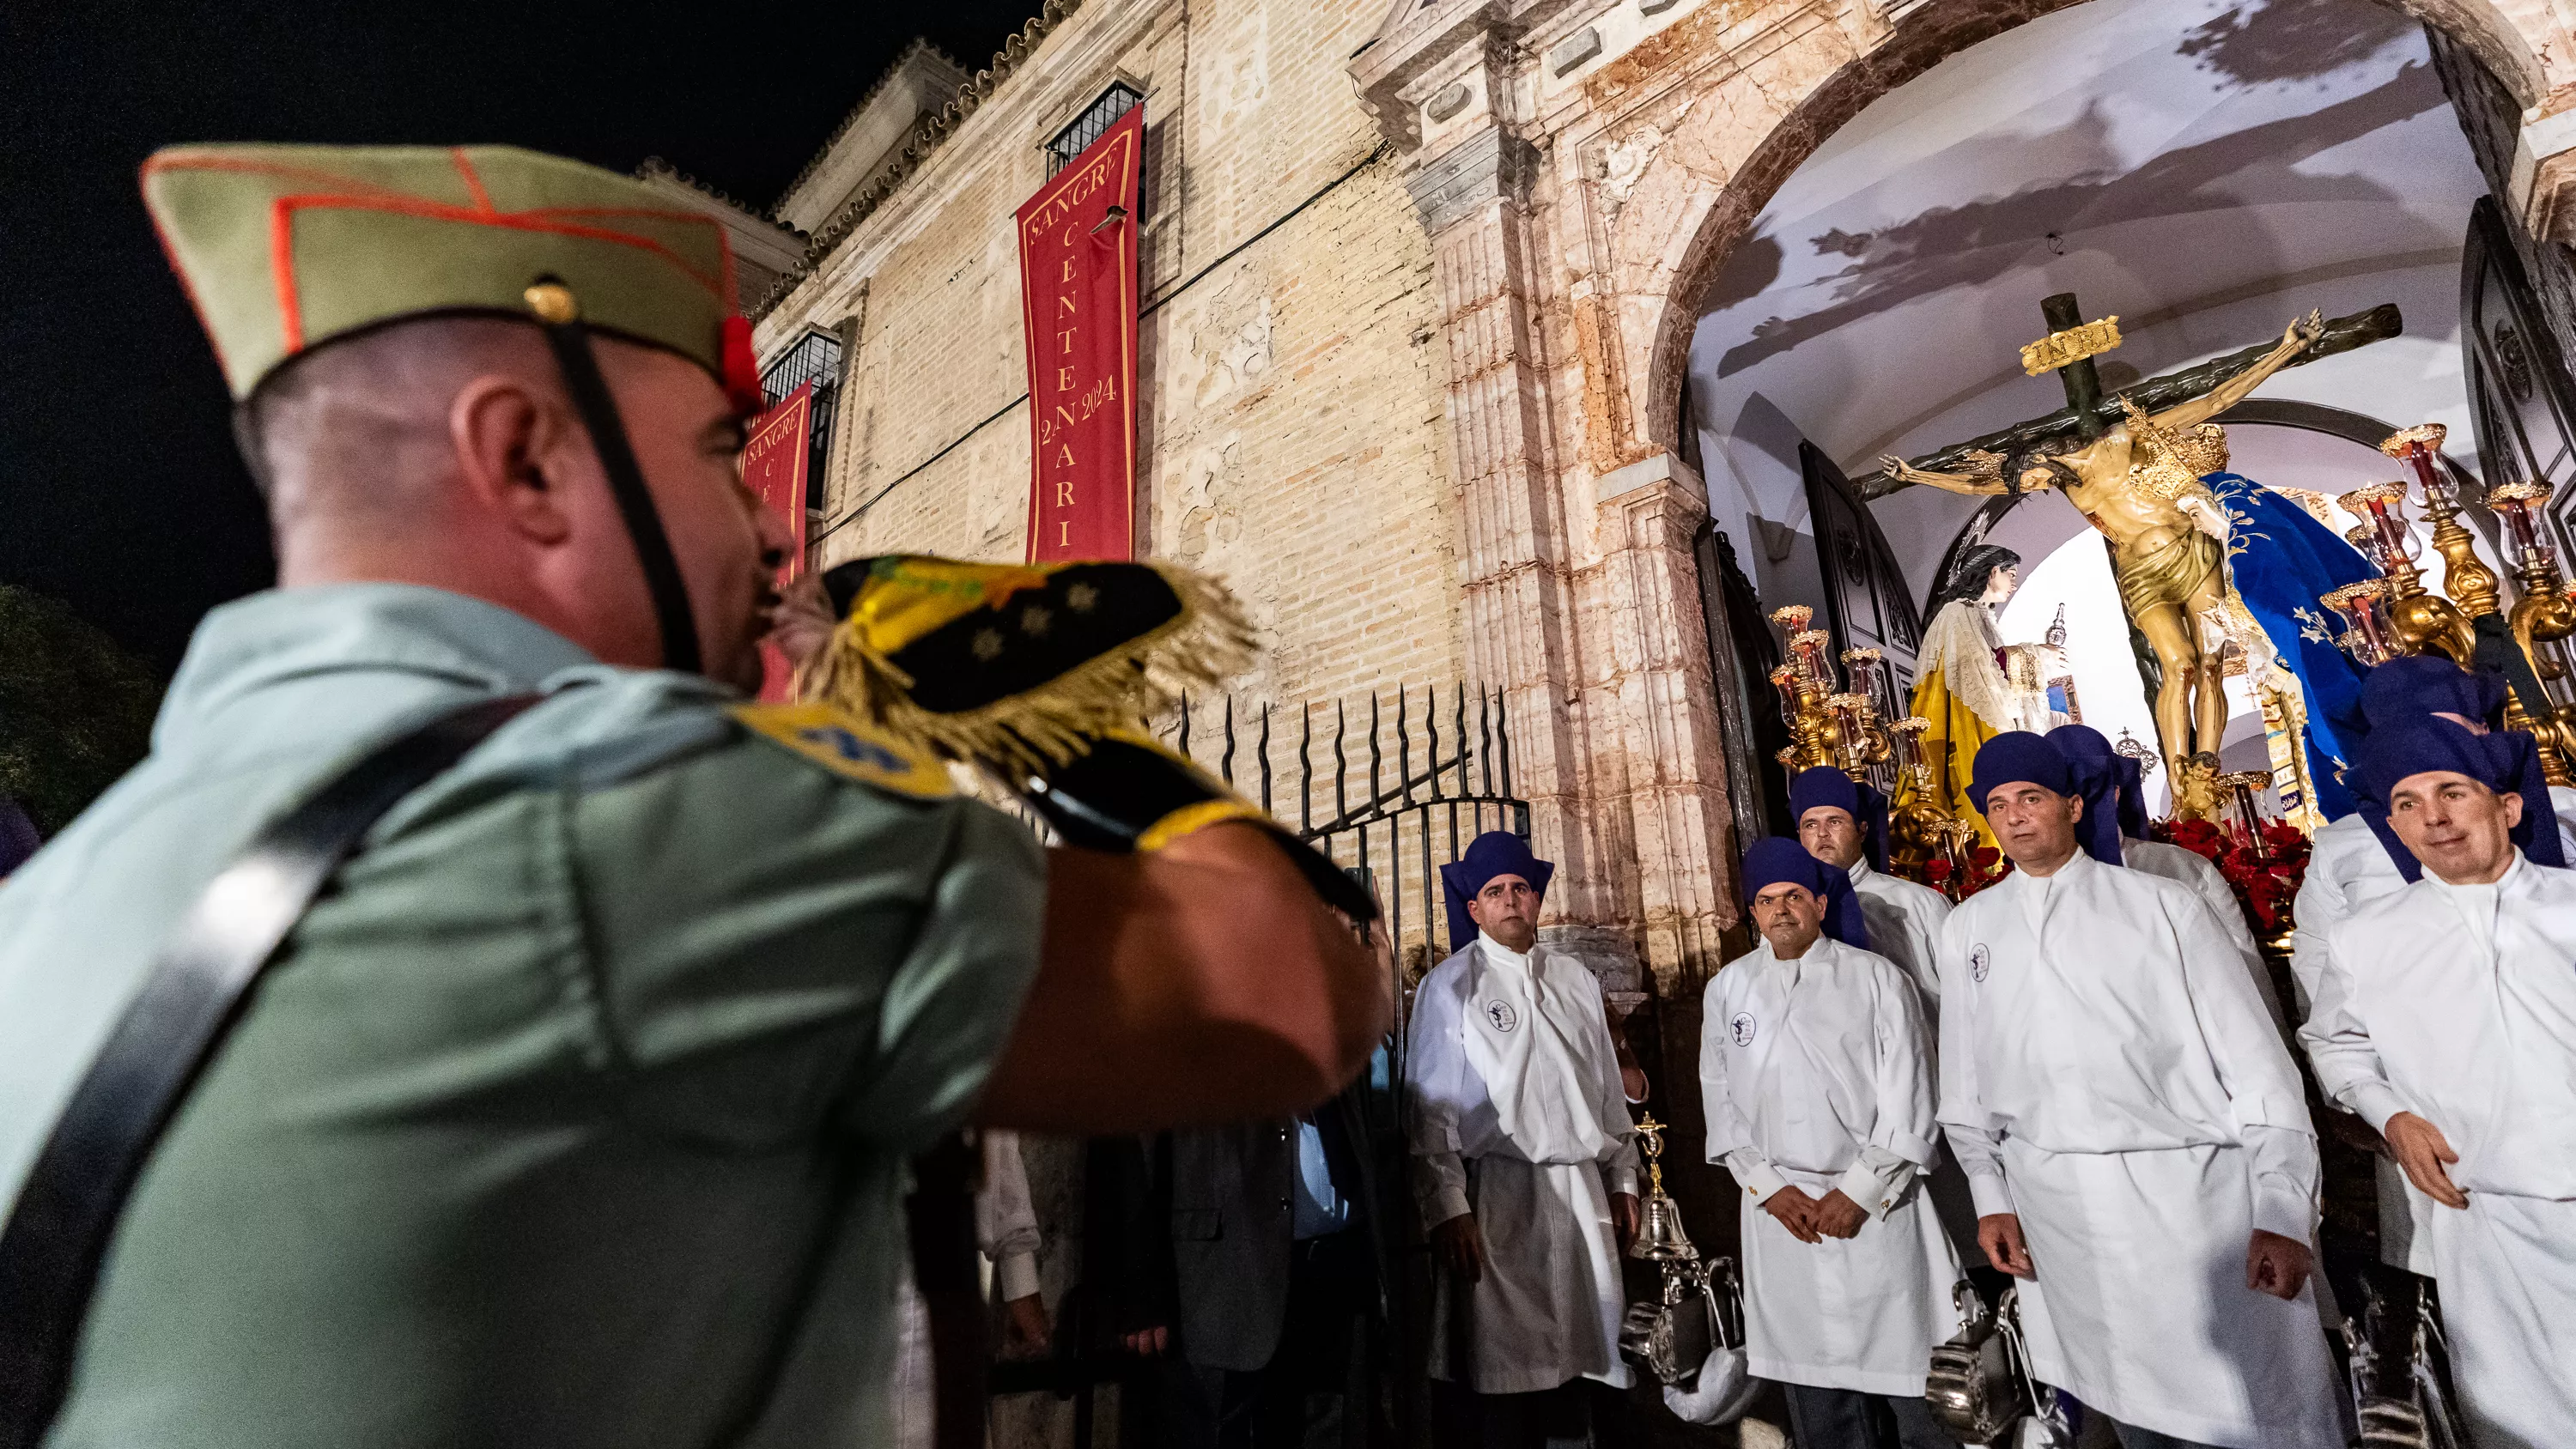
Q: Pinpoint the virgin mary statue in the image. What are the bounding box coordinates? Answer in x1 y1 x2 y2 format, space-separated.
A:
1896 544 2063 847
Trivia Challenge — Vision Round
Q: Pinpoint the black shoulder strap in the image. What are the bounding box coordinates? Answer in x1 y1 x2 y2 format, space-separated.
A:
0 693 538 1448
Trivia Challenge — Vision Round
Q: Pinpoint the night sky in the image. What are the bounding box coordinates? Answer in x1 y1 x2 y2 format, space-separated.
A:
3 1 1047 670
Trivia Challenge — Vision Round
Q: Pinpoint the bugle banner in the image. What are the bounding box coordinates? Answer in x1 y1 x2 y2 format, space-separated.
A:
742 380 814 701
1016 102 1143 562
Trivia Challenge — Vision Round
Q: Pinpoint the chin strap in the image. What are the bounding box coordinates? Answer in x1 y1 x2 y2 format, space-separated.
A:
525 279 702 676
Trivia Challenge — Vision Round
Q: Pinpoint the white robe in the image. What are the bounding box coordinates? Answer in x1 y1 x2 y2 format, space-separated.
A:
2304 853 2576 1446
1936 850 2342 1448
1408 935 1639 1393
2289 787 2576 1275
1844 858 1951 1014
1700 935 1962 1395
1841 859 1982 1255
2122 835 2287 1033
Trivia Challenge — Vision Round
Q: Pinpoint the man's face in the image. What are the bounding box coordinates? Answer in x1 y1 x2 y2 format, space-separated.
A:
1981 563 2020 604
1752 882 1826 958
1798 805 1864 870
2386 769 2523 884
1466 872 1540 952
590 338 790 691
1984 781 2081 871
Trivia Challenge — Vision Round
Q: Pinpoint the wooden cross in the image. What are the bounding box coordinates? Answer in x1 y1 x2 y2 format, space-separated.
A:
1858 293 2402 500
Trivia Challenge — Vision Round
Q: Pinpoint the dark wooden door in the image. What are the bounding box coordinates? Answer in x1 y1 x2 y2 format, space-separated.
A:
1694 521 1794 851
1800 440 1923 721
2461 197 2576 554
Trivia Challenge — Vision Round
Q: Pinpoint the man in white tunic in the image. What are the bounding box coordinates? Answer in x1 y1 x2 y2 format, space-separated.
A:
2287 657 2573 1276
1790 766 1950 1009
1409 831 1639 1446
1938 732 2343 1449
1704 837 1962 1448
1789 766 1982 1258
2303 718 2576 1446
2045 724 2287 1032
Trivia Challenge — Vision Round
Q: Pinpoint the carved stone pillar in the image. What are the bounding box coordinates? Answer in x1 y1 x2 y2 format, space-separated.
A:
1588 453 1740 992
1409 128 1621 961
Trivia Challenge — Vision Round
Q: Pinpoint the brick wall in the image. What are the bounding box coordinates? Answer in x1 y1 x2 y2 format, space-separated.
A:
763 0 1467 710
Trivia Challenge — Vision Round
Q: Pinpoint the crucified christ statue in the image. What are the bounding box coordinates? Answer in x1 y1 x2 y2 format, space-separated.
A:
1880 310 2326 799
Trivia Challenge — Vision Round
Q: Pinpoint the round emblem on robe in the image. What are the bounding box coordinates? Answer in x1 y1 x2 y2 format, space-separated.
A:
1484 1000 1518 1033
1729 1011 1757 1047
1970 944 1991 983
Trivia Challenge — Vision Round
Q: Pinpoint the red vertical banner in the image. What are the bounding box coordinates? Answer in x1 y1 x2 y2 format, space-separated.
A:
741 381 814 701
1017 103 1143 562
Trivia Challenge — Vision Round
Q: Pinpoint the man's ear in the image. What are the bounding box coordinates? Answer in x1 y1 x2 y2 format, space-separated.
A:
2067 792 2084 823
449 373 574 545
2500 787 2525 831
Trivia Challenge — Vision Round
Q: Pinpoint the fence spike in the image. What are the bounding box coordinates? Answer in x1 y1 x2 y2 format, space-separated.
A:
1396 687 1413 809
1367 692 1383 827
1478 687 1495 797
1334 698 1349 824
1454 683 1468 799
1300 701 1315 836
1258 703 1273 816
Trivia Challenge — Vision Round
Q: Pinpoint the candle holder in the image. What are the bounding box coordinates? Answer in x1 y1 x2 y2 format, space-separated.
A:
1886 715 1953 876
2219 770 2274 854
1839 648 1898 787
2319 580 2396 667
2486 480 2576 693
1770 664 1833 772
2337 482 2474 664
2384 424 2503 619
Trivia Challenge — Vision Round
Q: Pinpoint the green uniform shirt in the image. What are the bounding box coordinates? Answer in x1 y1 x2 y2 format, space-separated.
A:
0 584 1046 1448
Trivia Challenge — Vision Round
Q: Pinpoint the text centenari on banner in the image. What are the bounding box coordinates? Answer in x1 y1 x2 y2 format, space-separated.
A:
1016 103 1142 562
742 381 813 701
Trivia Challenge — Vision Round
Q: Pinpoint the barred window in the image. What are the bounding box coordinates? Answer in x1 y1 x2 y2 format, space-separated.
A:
1045 82 1143 176
757 330 843 518
760 330 841 405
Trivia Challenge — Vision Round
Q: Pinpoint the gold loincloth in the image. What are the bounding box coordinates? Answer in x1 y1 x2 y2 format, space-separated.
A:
2114 529 2224 619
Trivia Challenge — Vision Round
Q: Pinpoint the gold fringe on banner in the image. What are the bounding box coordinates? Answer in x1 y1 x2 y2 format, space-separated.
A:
799 557 1259 779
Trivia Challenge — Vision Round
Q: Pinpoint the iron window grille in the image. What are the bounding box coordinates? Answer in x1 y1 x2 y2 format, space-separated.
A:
759 330 843 518
1045 82 1143 175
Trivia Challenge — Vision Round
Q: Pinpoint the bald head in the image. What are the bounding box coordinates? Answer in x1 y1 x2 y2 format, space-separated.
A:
238 314 792 690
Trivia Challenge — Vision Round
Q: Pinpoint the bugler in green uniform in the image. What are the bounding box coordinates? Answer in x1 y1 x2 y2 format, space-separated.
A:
0 144 1383 1449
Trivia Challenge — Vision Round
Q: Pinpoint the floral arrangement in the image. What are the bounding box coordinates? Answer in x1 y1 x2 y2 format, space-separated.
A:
2152 816 2311 937
1919 840 2010 900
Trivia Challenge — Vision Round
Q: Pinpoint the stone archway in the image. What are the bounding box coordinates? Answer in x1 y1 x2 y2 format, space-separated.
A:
1624 0 2561 476
1352 0 2575 998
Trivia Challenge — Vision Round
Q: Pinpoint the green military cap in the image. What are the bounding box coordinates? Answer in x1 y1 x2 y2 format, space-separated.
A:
141 142 764 411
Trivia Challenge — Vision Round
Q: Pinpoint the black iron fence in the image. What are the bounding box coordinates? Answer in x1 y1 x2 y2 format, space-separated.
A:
1160 683 1529 979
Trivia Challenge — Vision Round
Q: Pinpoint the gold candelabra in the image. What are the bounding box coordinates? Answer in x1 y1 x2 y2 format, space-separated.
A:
2385 425 2503 618
2335 480 2476 666
2487 480 2576 721
1766 606 1898 790
2335 424 2575 785
2318 579 2396 667
2217 770 2275 851
1767 605 1978 892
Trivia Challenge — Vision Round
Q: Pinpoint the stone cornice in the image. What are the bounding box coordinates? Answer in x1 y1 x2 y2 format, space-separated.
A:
769 38 966 227
754 0 1097 321
1353 0 1578 149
